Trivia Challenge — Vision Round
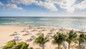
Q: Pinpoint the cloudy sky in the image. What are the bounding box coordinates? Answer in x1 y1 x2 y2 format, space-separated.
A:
0 0 86 17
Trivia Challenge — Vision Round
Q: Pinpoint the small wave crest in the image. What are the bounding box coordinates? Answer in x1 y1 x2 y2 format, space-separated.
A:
24 22 35 23
2 22 21 25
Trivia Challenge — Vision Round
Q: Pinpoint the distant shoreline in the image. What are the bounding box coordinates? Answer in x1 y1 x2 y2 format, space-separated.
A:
0 16 86 18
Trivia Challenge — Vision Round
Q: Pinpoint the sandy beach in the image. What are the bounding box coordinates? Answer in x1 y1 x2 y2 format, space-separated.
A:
0 25 82 49
0 0 86 48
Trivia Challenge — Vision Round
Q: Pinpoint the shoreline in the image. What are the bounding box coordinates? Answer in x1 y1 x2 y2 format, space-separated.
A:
0 25 81 31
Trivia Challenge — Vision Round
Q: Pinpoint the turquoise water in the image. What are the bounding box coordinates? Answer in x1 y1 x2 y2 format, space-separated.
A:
0 17 86 30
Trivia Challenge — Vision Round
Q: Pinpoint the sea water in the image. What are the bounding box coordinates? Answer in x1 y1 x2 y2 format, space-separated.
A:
0 17 86 31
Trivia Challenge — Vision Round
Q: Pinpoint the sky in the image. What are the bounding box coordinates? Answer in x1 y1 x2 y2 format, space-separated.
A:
0 0 86 17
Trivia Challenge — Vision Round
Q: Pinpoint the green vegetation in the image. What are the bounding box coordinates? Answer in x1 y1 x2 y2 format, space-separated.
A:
52 32 68 49
3 40 16 49
29 47 33 49
66 30 78 49
3 30 86 49
34 34 49 49
12 42 29 49
3 41 29 49
78 33 86 49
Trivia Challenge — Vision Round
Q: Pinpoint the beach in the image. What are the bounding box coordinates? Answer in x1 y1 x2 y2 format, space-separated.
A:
0 25 58 49
0 0 86 49
0 25 82 49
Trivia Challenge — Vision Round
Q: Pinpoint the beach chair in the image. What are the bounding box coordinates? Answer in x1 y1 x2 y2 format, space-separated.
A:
26 35 36 42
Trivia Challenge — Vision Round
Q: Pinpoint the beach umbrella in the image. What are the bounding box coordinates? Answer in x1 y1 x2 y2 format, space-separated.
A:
40 44 47 47
46 34 49 38
80 42 86 47
80 42 86 49
46 34 52 40
49 30 54 34
42 28 46 31
31 35 36 39
37 31 43 35
60 27 64 33
39 31 42 33
26 31 30 35
29 35 36 40
37 32 43 35
62 42 68 49
23 28 27 32
14 32 20 35
37 26 41 29
14 36 22 41
33 28 37 31
26 35 36 41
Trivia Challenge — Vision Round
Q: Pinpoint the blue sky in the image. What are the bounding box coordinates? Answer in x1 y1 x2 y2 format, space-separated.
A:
0 0 86 17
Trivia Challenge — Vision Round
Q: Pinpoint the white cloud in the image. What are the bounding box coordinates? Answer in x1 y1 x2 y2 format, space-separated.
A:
75 0 86 10
0 2 4 6
11 0 35 5
57 0 76 13
35 1 58 11
54 0 86 13
11 0 58 11
0 2 24 11
11 0 77 12
43 2 58 11
1 0 86 13
6 4 23 10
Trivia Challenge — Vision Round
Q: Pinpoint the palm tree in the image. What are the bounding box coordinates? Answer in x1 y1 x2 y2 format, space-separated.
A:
12 42 29 49
52 32 68 49
3 40 16 49
3 40 29 49
66 30 78 49
34 34 49 49
78 33 86 49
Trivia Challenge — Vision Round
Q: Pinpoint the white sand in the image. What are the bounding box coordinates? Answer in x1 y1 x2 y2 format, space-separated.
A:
0 25 80 49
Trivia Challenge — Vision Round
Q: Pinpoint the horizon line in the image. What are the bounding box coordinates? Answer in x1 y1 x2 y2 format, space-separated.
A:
0 15 86 17
0 16 86 18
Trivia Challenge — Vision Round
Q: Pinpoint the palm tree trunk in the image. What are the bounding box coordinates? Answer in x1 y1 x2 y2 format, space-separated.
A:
42 44 44 49
83 46 85 49
58 44 61 49
79 42 81 49
64 47 67 49
68 43 70 49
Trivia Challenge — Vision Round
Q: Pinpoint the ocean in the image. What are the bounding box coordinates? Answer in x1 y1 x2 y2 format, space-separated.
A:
0 17 86 31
